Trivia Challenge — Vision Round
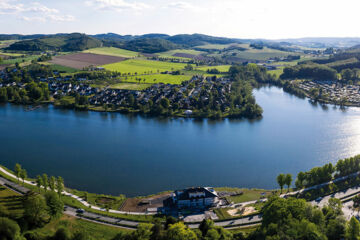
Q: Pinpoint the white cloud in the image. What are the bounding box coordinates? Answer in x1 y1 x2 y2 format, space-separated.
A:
0 0 75 22
166 1 196 10
86 0 150 12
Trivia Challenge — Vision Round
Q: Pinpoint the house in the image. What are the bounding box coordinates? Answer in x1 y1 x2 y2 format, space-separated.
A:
171 187 219 209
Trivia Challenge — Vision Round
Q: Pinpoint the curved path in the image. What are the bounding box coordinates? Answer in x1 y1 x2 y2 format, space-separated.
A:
2 165 360 229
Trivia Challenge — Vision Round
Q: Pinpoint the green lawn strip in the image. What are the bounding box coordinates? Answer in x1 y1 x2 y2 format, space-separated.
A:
25 214 129 239
102 59 192 75
0 185 24 218
49 64 78 73
2 55 40 64
213 208 234 220
108 83 152 90
195 65 231 72
83 47 140 58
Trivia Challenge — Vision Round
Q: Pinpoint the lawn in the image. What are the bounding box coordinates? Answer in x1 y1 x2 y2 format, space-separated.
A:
0 185 24 218
120 73 192 85
83 47 140 58
49 64 78 73
196 65 231 72
102 59 190 75
268 68 284 78
108 83 152 90
2 55 40 64
157 49 205 59
27 215 129 239
214 187 278 203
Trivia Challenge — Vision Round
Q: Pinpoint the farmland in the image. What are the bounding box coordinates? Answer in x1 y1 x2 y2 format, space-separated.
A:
50 53 127 69
118 73 192 84
157 49 205 59
83 47 140 58
196 65 231 72
102 59 190 75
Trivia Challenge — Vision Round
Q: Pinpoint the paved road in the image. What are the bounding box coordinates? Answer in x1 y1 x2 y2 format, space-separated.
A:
2 167 360 229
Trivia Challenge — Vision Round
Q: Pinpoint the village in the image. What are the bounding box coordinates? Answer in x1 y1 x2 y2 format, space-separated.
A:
297 80 360 106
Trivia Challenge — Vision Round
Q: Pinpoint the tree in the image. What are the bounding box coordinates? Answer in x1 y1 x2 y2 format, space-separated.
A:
277 174 286 194
23 194 49 227
0 217 22 240
346 217 360 240
53 227 71 240
56 176 64 196
14 164 21 182
45 191 64 219
36 175 43 193
199 219 214 236
49 176 56 191
166 222 197 240
20 169 27 184
285 174 293 192
42 174 48 191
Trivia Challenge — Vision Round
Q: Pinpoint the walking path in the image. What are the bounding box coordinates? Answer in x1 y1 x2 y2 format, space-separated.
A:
2 165 360 229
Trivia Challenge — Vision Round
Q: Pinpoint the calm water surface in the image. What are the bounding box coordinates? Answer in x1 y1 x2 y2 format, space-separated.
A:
1 86 360 197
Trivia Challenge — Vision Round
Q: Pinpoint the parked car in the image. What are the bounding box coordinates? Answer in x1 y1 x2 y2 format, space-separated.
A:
76 208 84 214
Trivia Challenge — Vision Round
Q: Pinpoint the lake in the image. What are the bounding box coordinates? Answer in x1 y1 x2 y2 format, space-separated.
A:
1 86 360 197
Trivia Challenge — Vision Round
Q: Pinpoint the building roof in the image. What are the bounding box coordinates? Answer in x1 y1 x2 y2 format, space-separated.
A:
175 187 218 201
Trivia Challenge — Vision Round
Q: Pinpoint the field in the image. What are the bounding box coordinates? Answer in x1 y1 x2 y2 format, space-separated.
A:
1 55 40 65
102 59 190 75
196 65 231 72
83 47 140 58
50 53 127 70
0 185 23 218
195 44 235 50
108 83 152 90
157 49 205 59
120 73 192 84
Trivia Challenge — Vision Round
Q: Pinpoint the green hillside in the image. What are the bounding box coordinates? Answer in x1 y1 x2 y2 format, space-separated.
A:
7 33 102 52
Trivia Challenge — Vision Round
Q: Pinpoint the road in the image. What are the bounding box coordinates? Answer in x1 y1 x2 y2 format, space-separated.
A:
2 166 360 229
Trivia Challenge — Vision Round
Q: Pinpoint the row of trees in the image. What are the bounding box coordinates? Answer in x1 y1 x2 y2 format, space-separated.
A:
281 63 338 81
295 155 360 189
276 173 292 194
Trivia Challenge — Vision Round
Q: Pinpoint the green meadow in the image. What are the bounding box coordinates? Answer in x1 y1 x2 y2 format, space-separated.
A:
196 65 231 72
102 59 190 75
83 47 140 58
157 49 205 59
120 73 192 84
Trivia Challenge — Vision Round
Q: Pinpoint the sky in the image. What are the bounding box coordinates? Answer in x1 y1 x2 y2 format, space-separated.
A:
1 0 360 39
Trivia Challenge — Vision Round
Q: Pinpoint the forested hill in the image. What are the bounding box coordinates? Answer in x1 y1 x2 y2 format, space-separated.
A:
6 33 102 52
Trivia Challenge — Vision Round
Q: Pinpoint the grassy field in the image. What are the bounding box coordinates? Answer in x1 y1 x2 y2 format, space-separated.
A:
157 49 205 59
0 185 24 218
268 68 284 78
102 59 190 75
196 65 231 72
195 44 235 50
215 187 278 203
50 64 78 73
2 55 40 64
83 47 140 58
108 83 152 90
120 73 192 84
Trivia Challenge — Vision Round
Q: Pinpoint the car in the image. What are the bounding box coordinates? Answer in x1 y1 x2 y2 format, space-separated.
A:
315 197 323 202
76 208 84 214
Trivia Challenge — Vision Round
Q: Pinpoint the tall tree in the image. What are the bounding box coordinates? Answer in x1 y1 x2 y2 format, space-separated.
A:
49 176 56 191
20 169 27 184
42 174 48 192
277 174 286 194
346 217 360 240
45 191 64 219
0 217 22 240
36 175 43 193
23 194 49 227
56 176 64 196
285 174 293 192
14 164 21 182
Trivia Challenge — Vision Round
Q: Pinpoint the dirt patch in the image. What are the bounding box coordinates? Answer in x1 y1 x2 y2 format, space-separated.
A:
227 206 256 217
50 53 127 70
120 193 170 212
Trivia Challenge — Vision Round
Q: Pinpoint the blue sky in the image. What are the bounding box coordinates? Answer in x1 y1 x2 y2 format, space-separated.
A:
1 0 360 39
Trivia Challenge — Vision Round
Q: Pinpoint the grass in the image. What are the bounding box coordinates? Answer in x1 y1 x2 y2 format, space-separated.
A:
49 64 78 73
119 74 192 85
195 44 235 50
83 47 140 58
26 215 129 239
196 65 231 72
213 208 233 220
0 185 24 218
268 68 284 78
157 49 205 59
102 59 190 75
214 188 278 204
2 55 40 65
108 83 152 90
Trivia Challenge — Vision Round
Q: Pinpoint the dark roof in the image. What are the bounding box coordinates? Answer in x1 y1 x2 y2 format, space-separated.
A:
175 187 218 201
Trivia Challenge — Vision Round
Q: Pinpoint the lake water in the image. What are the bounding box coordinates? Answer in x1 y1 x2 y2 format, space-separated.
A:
1 86 360 197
